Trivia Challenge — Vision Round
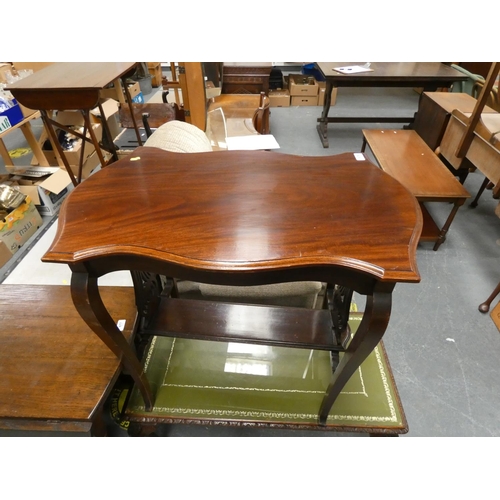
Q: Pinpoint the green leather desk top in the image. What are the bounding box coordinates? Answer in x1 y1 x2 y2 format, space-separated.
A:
126 314 407 434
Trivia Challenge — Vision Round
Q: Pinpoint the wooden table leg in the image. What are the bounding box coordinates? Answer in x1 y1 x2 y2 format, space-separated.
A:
316 82 334 148
433 201 464 251
0 139 14 166
318 284 393 425
121 77 143 147
40 110 78 186
70 270 154 411
479 281 500 313
20 120 49 167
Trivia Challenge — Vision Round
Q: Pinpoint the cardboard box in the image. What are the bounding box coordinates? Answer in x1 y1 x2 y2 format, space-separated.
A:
288 74 319 96
317 82 338 107
291 95 318 106
89 98 121 141
66 150 111 181
269 89 290 107
0 196 43 255
10 167 74 216
49 99 120 141
100 81 144 104
0 100 24 133
129 82 145 104
38 150 108 181
0 240 12 268
41 117 102 167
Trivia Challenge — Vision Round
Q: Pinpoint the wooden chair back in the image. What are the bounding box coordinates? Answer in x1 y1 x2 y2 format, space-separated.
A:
252 92 271 135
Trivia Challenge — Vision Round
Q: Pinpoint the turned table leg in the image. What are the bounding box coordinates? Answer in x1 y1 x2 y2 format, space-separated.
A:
479 281 500 313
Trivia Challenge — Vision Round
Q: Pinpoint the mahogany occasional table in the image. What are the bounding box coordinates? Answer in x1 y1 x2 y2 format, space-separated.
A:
42 148 422 426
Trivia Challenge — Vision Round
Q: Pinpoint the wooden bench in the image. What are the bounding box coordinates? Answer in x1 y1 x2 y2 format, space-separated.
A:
361 129 470 251
0 285 138 436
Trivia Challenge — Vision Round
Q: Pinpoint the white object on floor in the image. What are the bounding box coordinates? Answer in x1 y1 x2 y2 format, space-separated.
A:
4 221 133 287
226 134 280 151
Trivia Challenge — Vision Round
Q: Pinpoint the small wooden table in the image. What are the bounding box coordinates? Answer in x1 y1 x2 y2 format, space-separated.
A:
42 147 422 426
315 62 468 148
7 63 141 186
362 129 470 250
0 285 137 436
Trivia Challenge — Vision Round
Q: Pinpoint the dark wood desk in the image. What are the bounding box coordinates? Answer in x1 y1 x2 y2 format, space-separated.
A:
0 285 137 436
42 147 422 425
315 62 468 148
7 62 142 186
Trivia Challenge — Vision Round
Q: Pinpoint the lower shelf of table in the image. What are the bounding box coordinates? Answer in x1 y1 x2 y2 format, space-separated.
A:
125 313 407 434
144 296 347 350
419 202 442 242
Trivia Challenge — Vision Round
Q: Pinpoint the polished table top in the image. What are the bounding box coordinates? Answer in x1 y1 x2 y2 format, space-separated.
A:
43 147 421 284
362 129 471 200
7 62 137 110
316 62 468 87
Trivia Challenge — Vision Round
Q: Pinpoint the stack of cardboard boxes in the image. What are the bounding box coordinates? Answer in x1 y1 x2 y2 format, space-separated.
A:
268 74 337 108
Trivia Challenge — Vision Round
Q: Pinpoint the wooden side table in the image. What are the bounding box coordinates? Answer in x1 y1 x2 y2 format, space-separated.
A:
42 148 422 426
362 129 470 250
7 63 142 186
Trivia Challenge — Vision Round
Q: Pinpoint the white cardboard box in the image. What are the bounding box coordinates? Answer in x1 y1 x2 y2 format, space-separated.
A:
13 167 74 216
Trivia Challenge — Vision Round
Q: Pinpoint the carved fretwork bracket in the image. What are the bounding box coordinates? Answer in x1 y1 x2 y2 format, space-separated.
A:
326 284 353 346
130 272 175 358
325 284 354 372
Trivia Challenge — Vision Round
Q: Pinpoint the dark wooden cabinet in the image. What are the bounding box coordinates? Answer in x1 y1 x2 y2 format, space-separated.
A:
222 65 272 94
